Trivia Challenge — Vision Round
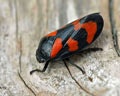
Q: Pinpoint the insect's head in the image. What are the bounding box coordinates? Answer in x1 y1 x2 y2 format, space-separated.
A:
36 37 53 63
36 49 46 63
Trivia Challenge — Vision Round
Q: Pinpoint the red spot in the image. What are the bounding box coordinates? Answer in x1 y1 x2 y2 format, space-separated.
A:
81 22 97 43
72 19 80 25
74 22 81 31
51 38 63 58
46 31 57 37
72 20 97 44
67 38 78 51
72 19 81 31
61 25 66 28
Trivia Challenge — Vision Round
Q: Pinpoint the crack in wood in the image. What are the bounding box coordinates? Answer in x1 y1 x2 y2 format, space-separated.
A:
14 0 19 40
18 36 22 73
109 0 120 56
14 1 37 96
14 0 22 72
17 38 37 96
18 72 37 96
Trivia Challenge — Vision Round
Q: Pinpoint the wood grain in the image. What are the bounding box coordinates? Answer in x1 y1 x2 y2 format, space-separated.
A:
0 0 120 96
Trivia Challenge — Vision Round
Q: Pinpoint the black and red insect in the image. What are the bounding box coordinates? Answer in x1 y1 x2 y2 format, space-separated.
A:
30 13 104 94
30 13 104 74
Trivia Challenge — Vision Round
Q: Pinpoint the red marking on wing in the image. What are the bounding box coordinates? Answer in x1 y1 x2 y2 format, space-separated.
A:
72 19 80 25
72 19 81 31
46 31 57 37
67 38 79 51
81 22 97 43
74 22 81 31
61 25 66 29
51 38 63 58
72 20 97 44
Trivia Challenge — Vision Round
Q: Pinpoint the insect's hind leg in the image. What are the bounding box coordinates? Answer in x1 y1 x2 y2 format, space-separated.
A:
80 47 103 53
66 58 85 74
30 61 50 75
63 60 93 95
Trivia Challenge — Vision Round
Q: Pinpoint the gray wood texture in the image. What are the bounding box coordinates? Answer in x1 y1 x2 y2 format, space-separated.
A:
0 0 120 96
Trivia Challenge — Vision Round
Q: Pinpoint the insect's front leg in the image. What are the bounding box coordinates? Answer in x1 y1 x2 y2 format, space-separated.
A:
30 61 50 75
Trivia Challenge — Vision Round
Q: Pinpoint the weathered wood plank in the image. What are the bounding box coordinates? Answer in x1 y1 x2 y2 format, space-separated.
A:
0 0 120 96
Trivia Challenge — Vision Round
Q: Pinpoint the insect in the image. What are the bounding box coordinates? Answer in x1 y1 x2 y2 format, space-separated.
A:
30 13 104 95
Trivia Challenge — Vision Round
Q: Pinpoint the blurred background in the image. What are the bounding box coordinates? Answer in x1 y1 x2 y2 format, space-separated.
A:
0 0 120 96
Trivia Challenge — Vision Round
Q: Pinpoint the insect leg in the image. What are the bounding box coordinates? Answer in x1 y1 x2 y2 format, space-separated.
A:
30 61 50 75
80 47 103 53
63 60 93 96
66 58 85 74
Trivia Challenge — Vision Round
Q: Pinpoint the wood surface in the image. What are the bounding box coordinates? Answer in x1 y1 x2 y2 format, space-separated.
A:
0 0 120 96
